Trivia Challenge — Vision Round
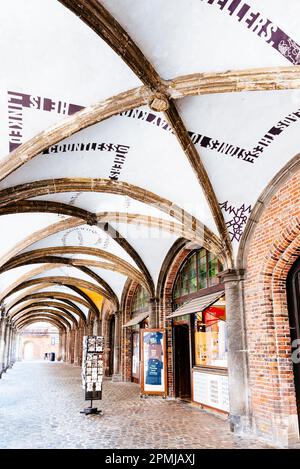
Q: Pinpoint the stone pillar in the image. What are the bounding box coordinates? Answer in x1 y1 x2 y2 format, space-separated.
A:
93 317 99 336
65 331 69 362
15 333 21 362
112 311 122 382
98 319 103 336
66 330 73 364
0 316 7 377
10 327 17 366
149 297 159 328
70 329 75 364
221 269 250 434
4 322 12 371
58 330 63 361
61 331 67 362
93 317 103 336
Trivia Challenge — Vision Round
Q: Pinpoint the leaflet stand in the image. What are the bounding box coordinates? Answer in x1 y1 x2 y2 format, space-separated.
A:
80 399 102 415
80 335 104 416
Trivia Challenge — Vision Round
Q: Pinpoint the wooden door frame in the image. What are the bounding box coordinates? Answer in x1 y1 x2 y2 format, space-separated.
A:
173 321 192 399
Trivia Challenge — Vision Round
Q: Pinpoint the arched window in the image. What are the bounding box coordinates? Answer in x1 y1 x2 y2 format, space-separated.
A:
173 248 223 303
132 285 150 313
171 248 227 372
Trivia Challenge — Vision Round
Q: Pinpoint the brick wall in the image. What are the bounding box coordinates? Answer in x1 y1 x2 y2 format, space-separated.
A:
244 168 300 443
21 333 59 360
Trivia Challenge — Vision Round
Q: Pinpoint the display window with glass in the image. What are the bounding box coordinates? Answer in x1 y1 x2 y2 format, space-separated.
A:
130 285 150 383
172 249 226 371
194 296 227 368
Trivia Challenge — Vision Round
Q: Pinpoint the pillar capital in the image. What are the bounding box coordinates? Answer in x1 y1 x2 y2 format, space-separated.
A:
149 296 159 304
219 268 245 284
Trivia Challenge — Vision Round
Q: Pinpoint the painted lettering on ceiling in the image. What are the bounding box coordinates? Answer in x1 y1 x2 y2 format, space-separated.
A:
7 90 300 167
200 0 300 65
7 91 129 181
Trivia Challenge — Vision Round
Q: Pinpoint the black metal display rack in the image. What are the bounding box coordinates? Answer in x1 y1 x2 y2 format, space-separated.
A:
80 335 104 415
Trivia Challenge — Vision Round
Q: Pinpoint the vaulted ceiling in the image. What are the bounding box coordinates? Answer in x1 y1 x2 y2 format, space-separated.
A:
1 0 300 330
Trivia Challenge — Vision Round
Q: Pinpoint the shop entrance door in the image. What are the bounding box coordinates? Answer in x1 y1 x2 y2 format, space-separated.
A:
174 324 191 400
287 257 300 427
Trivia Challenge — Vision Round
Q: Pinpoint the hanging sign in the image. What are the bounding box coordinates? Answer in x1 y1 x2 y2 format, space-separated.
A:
140 329 166 396
82 336 104 401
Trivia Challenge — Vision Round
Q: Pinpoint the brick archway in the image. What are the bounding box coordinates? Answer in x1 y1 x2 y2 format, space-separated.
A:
243 168 300 446
158 240 193 397
120 280 139 382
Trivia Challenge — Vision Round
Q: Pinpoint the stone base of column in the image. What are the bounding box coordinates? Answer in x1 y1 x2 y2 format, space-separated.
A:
111 373 122 382
229 413 251 434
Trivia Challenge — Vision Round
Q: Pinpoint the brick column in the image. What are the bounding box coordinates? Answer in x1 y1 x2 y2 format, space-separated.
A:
221 269 251 434
57 330 65 361
112 311 122 382
66 329 74 364
86 321 93 336
149 297 159 328
73 328 80 366
78 326 85 366
97 319 103 336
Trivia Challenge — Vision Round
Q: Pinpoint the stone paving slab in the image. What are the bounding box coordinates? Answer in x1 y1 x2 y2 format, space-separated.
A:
0 361 272 449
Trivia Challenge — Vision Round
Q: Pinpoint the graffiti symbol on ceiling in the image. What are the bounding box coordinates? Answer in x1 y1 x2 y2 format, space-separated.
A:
219 201 251 242
62 226 109 248
200 0 300 65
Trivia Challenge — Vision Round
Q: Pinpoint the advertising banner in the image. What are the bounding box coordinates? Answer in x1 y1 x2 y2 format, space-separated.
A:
140 329 166 396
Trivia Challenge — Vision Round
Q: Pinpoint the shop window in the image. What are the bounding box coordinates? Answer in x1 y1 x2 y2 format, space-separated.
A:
194 297 227 367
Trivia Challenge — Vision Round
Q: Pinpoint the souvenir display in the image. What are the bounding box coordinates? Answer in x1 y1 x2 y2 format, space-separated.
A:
82 336 104 401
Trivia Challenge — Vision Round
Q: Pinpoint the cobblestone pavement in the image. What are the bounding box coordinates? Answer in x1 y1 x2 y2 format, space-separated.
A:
0 361 272 449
